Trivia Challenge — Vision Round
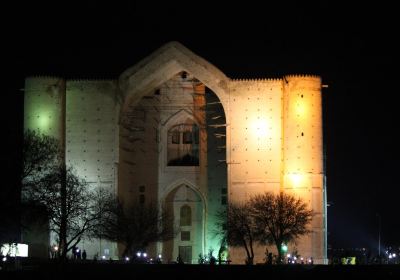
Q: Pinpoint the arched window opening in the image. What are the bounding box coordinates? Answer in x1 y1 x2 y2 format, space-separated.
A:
180 205 192 226
167 124 199 166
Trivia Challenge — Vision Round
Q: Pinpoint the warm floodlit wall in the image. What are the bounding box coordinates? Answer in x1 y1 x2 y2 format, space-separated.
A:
282 75 325 263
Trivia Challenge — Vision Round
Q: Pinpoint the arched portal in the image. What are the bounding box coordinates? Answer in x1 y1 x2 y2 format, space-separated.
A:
163 184 204 264
117 42 228 260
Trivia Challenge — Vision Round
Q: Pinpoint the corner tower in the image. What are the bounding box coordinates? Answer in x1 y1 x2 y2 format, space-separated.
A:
282 75 327 263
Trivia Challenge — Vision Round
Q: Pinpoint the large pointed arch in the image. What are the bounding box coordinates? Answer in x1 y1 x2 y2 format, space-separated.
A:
161 178 207 207
161 109 198 127
117 42 229 261
118 41 230 113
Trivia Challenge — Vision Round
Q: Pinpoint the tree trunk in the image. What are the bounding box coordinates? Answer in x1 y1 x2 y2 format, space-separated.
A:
60 167 67 260
246 256 254 265
275 242 282 264
249 236 254 264
242 239 253 264
59 79 67 260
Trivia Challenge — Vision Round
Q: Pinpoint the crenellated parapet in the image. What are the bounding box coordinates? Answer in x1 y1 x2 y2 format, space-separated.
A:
285 74 321 79
231 78 282 82
25 76 65 92
229 77 283 94
67 79 118 92
284 75 322 91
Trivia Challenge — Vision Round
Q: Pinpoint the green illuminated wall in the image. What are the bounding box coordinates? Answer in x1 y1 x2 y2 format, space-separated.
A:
65 80 119 259
24 77 120 260
24 77 65 139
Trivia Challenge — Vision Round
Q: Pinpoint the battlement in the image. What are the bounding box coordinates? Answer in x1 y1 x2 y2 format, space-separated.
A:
26 75 64 80
284 74 321 82
231 78 282 82
25 76 65 91
68 78 117 83
285 74 320 78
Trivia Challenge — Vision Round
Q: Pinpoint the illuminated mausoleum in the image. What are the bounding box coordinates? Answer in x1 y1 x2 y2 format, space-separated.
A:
23 41 327 264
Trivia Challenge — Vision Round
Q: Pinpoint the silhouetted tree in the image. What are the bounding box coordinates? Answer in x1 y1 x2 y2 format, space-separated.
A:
249 192 313 264
216 202 256 264
92 199 176 257
23 164 110 260
21 130 114 260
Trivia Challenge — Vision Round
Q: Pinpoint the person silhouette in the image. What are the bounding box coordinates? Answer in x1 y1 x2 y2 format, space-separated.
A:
268 253 273 265
177 254 184 264
82 250 87 260
209 255 216 265
72 246 77 259
264 248 269 264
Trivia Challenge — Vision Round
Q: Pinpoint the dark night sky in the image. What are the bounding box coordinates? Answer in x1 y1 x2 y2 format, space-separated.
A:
2 1 399 251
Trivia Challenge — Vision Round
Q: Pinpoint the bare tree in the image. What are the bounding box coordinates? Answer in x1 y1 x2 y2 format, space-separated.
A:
216 202 256 264
22 129 60 184
249 192 313 263
23 165 108 260
92 199 176 257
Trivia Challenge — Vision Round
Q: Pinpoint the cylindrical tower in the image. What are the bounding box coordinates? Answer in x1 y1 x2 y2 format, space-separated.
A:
24 76 66 142
282 75 326 263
